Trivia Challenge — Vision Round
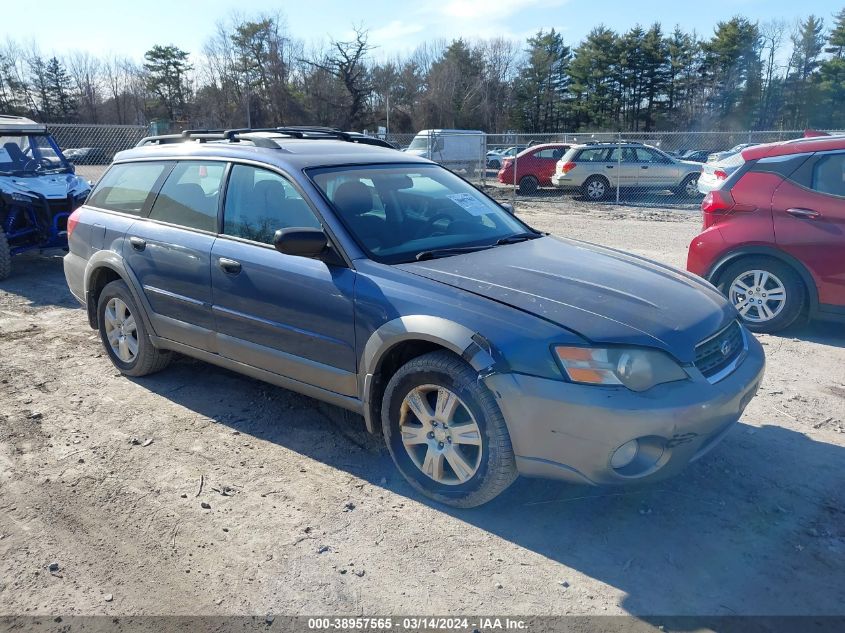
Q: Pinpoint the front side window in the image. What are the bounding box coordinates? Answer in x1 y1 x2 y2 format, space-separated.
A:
811 154 845 197
148 161 225 232
223 165 321 244
308 163 531 264
633 148 664 163
87 162 171 215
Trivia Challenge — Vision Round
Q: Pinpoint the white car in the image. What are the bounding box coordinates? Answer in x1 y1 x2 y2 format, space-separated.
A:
697 153 745 194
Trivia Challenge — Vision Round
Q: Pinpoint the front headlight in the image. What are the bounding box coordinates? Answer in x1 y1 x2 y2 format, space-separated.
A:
553 346 688 392
10 192 34 203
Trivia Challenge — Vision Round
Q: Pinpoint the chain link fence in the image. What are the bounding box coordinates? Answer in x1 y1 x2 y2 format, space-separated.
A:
47 123 150 182
384 129 841 210
45 124 839 209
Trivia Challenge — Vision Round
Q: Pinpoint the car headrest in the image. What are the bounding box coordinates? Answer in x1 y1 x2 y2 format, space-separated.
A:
332 181 374 217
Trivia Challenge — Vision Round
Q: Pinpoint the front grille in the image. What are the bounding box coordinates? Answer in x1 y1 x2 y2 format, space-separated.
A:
694 320 745 380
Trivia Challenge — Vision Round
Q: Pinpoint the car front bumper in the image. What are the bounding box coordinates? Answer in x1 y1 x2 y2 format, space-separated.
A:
484 334 765 485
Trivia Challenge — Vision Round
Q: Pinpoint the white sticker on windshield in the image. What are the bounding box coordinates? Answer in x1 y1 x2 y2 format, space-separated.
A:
447 193 489 216
0 148 11 163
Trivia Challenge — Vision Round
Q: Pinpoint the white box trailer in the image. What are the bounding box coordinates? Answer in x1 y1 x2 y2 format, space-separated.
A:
403 129 485 174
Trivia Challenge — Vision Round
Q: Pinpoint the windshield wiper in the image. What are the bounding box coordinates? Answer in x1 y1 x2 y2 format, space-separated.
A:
495 232 543 245
414 244 496 261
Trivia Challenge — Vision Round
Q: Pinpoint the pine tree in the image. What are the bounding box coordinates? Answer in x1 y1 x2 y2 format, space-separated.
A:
44 57 75 121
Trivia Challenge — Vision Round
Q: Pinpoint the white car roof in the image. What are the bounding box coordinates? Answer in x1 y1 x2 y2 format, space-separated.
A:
0 114 47 134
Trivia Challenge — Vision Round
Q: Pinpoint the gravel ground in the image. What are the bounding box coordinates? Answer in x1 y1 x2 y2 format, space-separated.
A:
0 200 843 617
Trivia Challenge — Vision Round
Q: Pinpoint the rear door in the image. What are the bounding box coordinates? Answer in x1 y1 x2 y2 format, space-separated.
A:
772 150 845 309
210 163 358 396
605 147 639 188
123 160 227 352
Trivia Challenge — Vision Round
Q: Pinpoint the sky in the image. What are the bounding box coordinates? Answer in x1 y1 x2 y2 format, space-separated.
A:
3 0 843 61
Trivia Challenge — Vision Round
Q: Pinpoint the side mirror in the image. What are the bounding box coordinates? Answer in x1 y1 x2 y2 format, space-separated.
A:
500 203 515 215
273 227 328 258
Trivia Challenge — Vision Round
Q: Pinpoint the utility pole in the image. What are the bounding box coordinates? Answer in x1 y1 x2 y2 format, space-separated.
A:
385 93 390 134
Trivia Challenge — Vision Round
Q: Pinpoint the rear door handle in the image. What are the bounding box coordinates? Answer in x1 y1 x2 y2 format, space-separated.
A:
641 166 649 170
786 208 820 219
128 236 146 251
606 165 614 169
218 257 242 275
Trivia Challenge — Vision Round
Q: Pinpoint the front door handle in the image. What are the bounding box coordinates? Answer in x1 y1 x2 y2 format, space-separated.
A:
218 257 242 275
786 208 820 219
641 166 649 170
606 165 614 169
128 236 146 251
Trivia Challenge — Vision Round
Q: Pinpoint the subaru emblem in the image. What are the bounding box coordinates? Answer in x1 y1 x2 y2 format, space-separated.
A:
720 340 732 357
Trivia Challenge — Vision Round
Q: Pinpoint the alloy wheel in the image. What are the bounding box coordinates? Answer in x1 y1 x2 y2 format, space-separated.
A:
104 297 139 363
586 179 606 199
399 384 483 485
729 270 787 323
685 177 699 196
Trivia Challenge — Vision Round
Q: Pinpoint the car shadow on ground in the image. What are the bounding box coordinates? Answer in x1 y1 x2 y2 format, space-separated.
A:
0 251 80 310
782 319 845 348
136 356 845 618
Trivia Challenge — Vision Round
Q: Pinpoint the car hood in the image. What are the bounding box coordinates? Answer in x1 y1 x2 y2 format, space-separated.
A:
398 236 735 363
0 172 90 199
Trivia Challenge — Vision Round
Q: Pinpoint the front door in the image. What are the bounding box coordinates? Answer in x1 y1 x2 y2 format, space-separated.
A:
772 150 845 309
210 163 358 396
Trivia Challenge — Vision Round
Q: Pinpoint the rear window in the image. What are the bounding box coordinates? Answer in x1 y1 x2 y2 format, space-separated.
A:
811 154 845 197
148 161 225 232
87 162 170 215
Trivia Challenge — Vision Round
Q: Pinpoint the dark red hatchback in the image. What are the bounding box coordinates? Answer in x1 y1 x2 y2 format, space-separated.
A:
687 135 845 333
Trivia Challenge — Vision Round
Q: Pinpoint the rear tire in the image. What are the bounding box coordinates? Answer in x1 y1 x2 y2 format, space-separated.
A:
0 229 10 281
582 176 610 201
381 351 517 508
97 280 171 376
717 257 806 333
518 175 538 195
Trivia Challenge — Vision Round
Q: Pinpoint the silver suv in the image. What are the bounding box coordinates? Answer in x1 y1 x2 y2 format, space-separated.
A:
550 142 703 200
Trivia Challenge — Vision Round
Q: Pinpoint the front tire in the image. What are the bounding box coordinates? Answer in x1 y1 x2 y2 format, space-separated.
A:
97 280 171 376
677 174 701 198
381 351 517 508
0 229 10 281
717 257 806 333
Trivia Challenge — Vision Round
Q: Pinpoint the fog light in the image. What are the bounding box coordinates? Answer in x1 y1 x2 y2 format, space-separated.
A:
611 439 639 469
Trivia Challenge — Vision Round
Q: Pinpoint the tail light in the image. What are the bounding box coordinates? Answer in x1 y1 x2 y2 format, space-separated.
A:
701 190 735 229
561 161 576 174
714 169 728 180
67 208 81 239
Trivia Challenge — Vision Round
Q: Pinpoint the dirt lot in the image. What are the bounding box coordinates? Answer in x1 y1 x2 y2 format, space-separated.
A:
0 201 843 618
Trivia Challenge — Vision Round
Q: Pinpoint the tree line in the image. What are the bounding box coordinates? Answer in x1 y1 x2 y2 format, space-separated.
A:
1 9 844 133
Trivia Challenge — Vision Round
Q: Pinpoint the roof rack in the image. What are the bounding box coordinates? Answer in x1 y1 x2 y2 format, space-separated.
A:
581 140 645 146
135 126 394 149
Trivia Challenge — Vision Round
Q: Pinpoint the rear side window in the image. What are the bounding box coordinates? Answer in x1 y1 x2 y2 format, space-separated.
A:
148 161 225 232
223 164 320 244
575 148 609 162
87 162 170 215
534 148 566 159
811 154 845 197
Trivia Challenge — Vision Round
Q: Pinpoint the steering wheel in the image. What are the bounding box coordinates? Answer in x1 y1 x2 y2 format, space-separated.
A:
422 213 454 237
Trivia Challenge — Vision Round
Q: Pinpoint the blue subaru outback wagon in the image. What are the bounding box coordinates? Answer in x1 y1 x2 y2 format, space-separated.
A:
63 127 765 507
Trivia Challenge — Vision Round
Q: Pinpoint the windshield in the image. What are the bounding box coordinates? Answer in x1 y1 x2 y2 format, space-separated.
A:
407 135 432 151
0 133 72 175
308 164 534 264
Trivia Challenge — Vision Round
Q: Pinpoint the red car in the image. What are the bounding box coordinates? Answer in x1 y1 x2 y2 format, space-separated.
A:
687 135 845 333
497 143 570 194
